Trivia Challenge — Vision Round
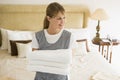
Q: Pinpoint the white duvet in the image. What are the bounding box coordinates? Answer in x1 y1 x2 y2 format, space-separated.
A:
91 72 120 80
70 51 119 80
0 50 35 80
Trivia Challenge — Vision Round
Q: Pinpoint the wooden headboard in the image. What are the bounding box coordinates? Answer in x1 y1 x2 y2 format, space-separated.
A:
0 4 90 31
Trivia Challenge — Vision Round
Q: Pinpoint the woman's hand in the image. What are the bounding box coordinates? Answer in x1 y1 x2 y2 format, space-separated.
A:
32 48 39 51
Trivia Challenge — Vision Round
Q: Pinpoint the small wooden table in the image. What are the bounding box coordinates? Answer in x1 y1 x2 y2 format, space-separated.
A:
99 40 120 63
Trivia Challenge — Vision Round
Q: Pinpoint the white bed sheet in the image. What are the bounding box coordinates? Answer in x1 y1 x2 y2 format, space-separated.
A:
70 51 118 80
0 50 119 80
0 50 35 80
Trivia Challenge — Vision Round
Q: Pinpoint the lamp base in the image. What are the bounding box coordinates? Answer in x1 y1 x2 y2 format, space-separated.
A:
92 37 102 45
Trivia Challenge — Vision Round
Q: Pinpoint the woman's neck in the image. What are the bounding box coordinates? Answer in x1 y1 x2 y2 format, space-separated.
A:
47 28 61 35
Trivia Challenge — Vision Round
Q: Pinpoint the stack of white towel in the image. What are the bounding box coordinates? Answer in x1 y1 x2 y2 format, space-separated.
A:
26 49 72 75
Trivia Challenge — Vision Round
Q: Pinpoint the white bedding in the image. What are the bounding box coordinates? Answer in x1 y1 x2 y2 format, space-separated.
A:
0 50 119 80
91 72 120 80
70 51 119 80
0 50 35 80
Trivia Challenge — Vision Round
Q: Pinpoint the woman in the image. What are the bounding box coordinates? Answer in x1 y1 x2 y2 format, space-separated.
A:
32 2 76 80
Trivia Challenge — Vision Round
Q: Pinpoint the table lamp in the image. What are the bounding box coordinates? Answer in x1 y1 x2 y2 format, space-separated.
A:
91 8 108 45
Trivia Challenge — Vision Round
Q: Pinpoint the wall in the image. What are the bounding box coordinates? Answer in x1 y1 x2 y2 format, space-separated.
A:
0 0 120 39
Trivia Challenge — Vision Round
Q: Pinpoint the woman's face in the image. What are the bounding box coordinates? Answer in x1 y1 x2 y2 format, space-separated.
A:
47 12 65 30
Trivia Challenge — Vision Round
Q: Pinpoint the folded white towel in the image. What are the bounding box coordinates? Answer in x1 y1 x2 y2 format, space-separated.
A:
92 72 120 80
27 65 70 75
27 49 72 64
28 60 69 68
27 49 72 75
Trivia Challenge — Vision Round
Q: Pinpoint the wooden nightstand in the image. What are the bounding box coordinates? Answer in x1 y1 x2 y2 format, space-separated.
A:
99 39 120 63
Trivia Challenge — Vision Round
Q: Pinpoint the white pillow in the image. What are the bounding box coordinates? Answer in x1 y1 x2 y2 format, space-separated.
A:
7 30 34 53
65 28 92 51
73 40 88 56
16 42 32 58
0 28 9 49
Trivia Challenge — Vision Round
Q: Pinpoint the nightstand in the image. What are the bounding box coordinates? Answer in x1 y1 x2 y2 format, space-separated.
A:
99 39 120 63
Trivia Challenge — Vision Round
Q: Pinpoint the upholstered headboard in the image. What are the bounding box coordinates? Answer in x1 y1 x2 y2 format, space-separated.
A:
0 4 90 31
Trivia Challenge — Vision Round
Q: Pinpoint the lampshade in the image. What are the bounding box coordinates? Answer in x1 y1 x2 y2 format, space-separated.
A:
91 8 108 21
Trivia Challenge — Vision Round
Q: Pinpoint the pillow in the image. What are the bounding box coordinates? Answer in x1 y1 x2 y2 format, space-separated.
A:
7 30 34 53
10 40 32 56
65 28 92 51
73 39 89 56
0 28 9 49
16 42 32 58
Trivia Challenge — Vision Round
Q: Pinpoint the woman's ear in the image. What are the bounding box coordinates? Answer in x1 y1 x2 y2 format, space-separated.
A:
47 16 51 21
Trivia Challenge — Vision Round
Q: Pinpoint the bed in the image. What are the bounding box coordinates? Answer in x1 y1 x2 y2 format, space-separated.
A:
0 4 120 80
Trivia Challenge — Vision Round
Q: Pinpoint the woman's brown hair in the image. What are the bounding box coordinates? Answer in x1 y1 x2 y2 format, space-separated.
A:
43 2 65 29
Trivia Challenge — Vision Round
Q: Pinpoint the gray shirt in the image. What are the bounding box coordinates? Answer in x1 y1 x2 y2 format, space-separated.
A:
35 30 71 50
